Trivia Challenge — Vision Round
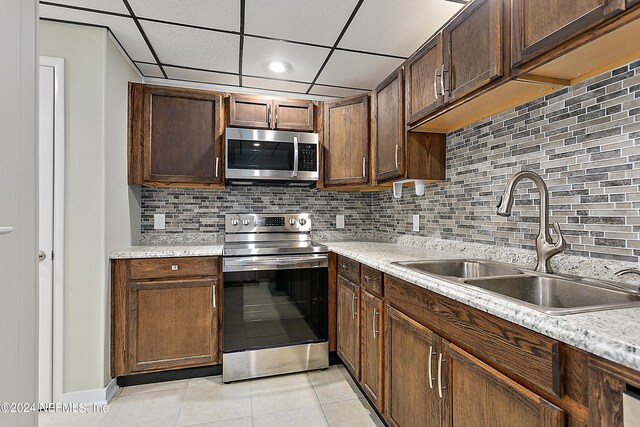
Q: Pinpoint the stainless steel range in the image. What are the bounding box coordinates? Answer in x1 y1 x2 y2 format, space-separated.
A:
222 213 329 382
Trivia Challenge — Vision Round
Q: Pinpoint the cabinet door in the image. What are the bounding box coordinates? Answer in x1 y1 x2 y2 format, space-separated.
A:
373 67 405 183
511 0 626 67
443 0 503 103
446 342 565 427
361 291 384 412
143 87 223 185
128 278 218 373
273 99 314 131
228 94 272 129
323 94 370 187
337 276 360 378
384 306 441 427
405 34 443 126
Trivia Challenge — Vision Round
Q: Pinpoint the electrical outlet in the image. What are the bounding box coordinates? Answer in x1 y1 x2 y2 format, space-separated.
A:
154 214 166 230
413 214 420 232
336 214 345 229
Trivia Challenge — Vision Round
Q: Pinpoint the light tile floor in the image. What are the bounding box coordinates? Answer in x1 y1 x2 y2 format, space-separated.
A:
39 366 385 427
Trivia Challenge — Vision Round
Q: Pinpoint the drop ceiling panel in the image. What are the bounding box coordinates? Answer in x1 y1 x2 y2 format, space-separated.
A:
135 62 164 78
316 51 403 90
141 20 240 72
309 85 368 98
242 77 310 94
164 66 239 86
243 36 329 82
129 0 240 32
339 0 464 57
42 0 129 14
244 0 358 46
40 4 155 63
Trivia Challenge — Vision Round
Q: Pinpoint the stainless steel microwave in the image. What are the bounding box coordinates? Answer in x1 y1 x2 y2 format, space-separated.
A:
225 128 319 186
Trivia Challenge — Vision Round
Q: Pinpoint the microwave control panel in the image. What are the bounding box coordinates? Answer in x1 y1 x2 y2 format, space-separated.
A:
298 144 318 172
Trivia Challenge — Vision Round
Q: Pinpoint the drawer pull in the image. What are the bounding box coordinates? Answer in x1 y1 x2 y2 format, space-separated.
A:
373 308 379 339
428 345 434 390
364 275 370 283
437 352 446 398
171 265 179 271
342 264 348 270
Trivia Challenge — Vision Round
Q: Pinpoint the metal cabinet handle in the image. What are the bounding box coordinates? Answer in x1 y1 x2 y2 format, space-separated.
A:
437 352 446 398
362 157 366 178
364 275 370 283
372 308 379 339
275 105 278 128
352 293 358 319
171 265 179 271
433 68 441 98
39 250 47 262
342 264 348 270
394 144 400 169
212 284 217 309
267 105 272 127
215 157 220 178
440 64 448 96
428 345 435 390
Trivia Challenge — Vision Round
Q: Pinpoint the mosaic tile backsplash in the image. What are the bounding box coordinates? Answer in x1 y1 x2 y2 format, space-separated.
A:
141 59 640 262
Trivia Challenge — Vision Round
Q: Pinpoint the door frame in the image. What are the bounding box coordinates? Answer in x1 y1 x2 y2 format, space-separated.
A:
39 55 65 403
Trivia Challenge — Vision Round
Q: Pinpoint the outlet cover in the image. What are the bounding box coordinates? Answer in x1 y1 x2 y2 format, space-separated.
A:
413 215 420 232
336 214 345 229
154 214 166 230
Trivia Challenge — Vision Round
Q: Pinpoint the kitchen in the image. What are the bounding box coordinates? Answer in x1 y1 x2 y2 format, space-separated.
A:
2 0 640 426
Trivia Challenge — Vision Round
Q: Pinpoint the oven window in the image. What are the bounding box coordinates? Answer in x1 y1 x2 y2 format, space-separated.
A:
223 267 328 353
227 139 294 170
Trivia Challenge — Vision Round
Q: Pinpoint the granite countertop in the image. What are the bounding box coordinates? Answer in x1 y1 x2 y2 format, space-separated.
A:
326 241 640 373
109 239 640 372
109 244 224 259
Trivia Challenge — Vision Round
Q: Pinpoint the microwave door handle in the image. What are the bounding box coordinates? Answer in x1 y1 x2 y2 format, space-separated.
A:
292 136 299 177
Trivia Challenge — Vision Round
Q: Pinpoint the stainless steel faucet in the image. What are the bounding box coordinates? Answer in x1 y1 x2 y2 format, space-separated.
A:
496 171 566 273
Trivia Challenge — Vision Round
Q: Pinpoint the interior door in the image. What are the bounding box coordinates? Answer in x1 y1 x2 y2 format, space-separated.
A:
38 63 55 404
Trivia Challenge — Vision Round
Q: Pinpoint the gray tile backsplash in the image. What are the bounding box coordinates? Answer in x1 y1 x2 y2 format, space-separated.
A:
140 59 640 262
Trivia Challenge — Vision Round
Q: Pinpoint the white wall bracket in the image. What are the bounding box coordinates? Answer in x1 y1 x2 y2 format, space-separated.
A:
393 180 428 198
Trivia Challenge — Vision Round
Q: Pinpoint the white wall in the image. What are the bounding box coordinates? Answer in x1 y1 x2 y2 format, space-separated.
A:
0 0 38 425
39 20 141 394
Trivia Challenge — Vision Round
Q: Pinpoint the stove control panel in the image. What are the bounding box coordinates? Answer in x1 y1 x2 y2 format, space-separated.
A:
225 213 311 233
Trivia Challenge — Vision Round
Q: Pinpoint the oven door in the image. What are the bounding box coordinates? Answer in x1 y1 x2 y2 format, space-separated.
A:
223 254 328 354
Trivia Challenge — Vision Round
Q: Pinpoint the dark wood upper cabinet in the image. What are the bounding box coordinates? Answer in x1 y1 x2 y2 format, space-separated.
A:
445 342 565 427
128 83 224 188
228 94 272 129
272 99 314 131
337 275 361 378
384 305 442 427
405 33 444 126
322 94 370 187
443 0 503 103
373 67 405 183
511 0 626 68
361 291 384 412
228 94 314 131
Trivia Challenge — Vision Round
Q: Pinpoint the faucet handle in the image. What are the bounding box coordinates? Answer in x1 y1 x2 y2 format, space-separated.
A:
552 222 566 251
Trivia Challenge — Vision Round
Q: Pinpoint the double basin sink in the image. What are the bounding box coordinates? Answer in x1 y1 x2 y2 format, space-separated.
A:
393 259 640 315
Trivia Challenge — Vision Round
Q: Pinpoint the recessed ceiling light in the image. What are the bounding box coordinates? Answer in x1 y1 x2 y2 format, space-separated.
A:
268 61 289 73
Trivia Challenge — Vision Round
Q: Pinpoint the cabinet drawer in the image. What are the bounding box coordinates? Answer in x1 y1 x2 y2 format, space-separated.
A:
130 257 218 280
361 265 382 296
337 255 360 283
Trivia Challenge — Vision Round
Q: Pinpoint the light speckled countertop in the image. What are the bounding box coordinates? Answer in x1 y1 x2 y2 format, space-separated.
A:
109 239 640 372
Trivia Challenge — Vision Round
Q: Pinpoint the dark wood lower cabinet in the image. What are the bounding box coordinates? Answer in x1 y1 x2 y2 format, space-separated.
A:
360 291 383 411
337 275 360 378
384 306 442 427
446 342 565 427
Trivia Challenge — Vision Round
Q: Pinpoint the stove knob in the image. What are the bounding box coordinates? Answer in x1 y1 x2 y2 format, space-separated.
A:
242 219 251 226
289 218 297 226
299 218 307 226
231 219 239 226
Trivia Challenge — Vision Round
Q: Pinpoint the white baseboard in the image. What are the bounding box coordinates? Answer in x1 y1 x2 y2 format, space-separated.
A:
60 378 119 405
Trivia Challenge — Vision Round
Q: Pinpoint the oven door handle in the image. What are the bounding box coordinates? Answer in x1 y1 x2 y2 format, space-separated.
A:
223 254 328 272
